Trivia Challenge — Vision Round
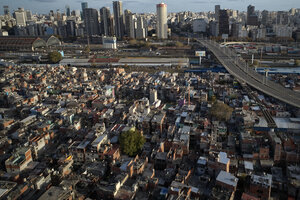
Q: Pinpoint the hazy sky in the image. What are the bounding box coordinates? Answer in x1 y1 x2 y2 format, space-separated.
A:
1 0 299 14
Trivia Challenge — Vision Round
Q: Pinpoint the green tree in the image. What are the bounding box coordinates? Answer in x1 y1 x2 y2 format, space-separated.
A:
84 46 91 54
48 51 62 63
119 129 145 157
129 39 137 46
175 41 184 47
211 101 233 121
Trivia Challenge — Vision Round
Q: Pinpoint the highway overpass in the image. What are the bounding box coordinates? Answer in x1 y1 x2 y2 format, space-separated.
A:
199 39 300 108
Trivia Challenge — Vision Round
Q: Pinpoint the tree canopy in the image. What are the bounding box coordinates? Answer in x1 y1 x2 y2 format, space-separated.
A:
48 51 62 63
119 129 145 157
84 46 91 54
175 41 184 47
210 101 233 121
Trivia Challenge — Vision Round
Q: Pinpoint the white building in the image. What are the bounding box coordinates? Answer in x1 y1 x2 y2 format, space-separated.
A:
0 30 8 36
128 14 136 38
14 8 27 26
136 16 146 39
102 36 117 49
156 3 168 39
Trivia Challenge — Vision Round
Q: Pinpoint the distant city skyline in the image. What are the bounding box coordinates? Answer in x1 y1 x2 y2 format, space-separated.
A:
1 0 300 15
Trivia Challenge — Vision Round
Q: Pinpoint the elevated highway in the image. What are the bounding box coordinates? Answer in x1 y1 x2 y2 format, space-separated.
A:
199 39 300 108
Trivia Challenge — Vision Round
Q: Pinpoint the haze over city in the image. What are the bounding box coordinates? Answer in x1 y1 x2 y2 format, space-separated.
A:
1 0 300 14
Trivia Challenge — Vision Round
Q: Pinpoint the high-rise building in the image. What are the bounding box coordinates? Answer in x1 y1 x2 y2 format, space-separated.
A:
49 10 54 17
143 17 148 36
136 16 146 39
110 17 115 36
124 10 135 38
81 2 88 11
57 20 66 37
84 8 100 36
290 8 296 15
100 7 112 36
209 21 218 37
26 24 36 36
214 5 220 36
74 10 81 17
261 10 269 26
65 5 71 17
56 9 61 21
3 6 10 15
156 3 167 39
247 5 255 18
192 19 207 33
113 1 124 39
231 22 243 38
81 2 88 20
14 8 27 26
26 10 32 21
276 11 289 25
215 5 220 21
178 13 186 23
218 9 229 36
130 16 137 38
66 20 76 37
247 5 258 26
124 9 132 36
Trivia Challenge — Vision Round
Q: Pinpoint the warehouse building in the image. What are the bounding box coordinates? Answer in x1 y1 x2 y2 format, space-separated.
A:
0 35 61 51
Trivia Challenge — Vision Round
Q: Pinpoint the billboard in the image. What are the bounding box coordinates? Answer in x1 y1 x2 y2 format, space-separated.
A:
222 34 228 39
195 51 206 57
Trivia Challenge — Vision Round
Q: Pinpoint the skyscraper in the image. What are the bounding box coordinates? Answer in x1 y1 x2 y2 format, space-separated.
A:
113 1 124 39
215 5 220 21
49 10 54 17
124 9 132 36
247 5 255 19
277 11 289 25
128 14 136 38
26 10 32 21
84 8 100 36
156 3 167 39
66 20 76 37
214 5 220 36
81 2 88 20
65 5 71 17
247 5 258 26
56 9 61 21
261 10 269 26
100 7 112 36
218 9 229 36
81 2 88 11
136 16 146 39
14 8 27 26
3 6 10 16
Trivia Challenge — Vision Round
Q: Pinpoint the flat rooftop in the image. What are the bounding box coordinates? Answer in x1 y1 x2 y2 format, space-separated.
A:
216 170 238 187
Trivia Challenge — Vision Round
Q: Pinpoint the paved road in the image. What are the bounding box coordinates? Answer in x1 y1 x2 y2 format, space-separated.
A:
199 39 300 108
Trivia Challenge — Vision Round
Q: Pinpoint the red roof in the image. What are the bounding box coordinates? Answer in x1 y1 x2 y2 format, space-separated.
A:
241 193 260 200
